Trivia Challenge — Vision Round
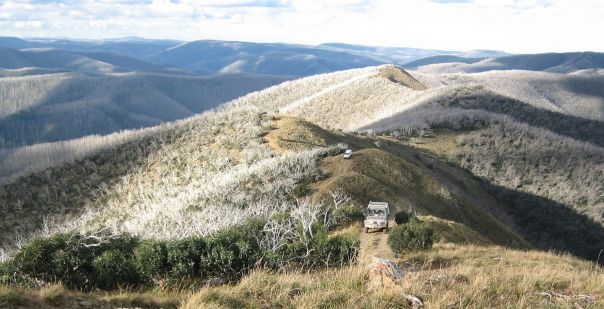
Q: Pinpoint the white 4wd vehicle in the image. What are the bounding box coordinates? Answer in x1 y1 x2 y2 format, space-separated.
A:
364 201 390 233
343 149 353 159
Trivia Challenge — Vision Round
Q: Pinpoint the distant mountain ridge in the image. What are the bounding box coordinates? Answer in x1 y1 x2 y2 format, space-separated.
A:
0 36 180 60
0 46 179 75
403 55 485 69
0 36 509 77
414 52 604 73
149 40 384 76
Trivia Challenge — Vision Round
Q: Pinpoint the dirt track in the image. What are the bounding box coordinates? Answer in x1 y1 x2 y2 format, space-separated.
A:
359 224 396 264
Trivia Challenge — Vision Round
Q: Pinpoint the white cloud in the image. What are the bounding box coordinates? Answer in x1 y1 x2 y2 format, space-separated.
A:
0 0 602 53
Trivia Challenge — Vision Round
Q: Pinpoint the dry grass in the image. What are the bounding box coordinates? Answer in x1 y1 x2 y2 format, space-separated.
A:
265 116 342 153
38 283 66 305
401 129 461 157
420 215 492 246
183 244 604 309
182 267 411 309
0 285 23 307
0 284 186 308
398 244 604 308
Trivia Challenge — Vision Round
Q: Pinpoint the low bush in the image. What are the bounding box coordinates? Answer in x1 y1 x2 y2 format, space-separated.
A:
0 260 13 284
327 147 344 157
11 233 140 290
312 232 359 267
293 183 310 197
200 219 264 279
4 218 360 291
135 240 169 281
331 204 365 227
92 250 140 290
167 237 206 278
388 219 438 253
394 210 414 225
12 234 67 283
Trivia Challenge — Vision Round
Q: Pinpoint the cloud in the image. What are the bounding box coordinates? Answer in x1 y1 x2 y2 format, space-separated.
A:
430 0 472 4
0 0 602 53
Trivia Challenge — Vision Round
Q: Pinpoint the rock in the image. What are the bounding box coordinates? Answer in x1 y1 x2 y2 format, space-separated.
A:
79 300 93 307
367 257 405 282
404 294 424 308
366 256 405 292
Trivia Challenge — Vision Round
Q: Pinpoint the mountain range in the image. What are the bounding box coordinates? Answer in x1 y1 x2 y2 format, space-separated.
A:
0 37 510 77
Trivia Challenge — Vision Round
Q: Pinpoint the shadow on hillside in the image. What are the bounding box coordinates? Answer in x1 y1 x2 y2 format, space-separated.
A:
0 76 158 149
444 91 604 147
0 74 287 148
559 74 604 101
278 138 327 148
482 180 604 265
0 130 168 249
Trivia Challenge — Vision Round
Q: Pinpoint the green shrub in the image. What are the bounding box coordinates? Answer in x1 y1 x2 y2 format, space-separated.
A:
92 250 139 290
13 233 68 282
388 219 438 253
332 204 365 227
12 233 141 289
327 147 344 156
135 240 169 281
200 220 264 278
312 232 359 267
0 260 14 285
167 237 206 278
50 244 94 289
394 211 414 225
100 234 139 253
293 183 310 197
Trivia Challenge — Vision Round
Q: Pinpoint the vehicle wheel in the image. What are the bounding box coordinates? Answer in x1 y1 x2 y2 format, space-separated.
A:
364 227 369 233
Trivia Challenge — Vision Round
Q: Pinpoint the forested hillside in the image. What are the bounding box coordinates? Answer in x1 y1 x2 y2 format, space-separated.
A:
0 72 286 148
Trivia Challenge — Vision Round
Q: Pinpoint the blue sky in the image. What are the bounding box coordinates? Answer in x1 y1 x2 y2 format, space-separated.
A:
0 0 602 53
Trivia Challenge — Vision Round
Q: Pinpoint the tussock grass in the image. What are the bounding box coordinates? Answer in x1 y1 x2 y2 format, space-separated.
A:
0 283 186 308
182 267 410 309
420 215 492 246
398 244 604 308
38 283 65 305
183 244 604 308
0 285 22 306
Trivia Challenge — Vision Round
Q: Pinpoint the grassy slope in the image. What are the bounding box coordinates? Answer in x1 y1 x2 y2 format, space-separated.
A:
184 243 604 309
4 242 601 309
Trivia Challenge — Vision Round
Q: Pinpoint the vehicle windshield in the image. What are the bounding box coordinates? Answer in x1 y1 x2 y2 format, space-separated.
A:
367 208 386 217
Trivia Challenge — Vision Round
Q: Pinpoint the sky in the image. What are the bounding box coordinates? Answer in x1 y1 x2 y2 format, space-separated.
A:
0 0 602 53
